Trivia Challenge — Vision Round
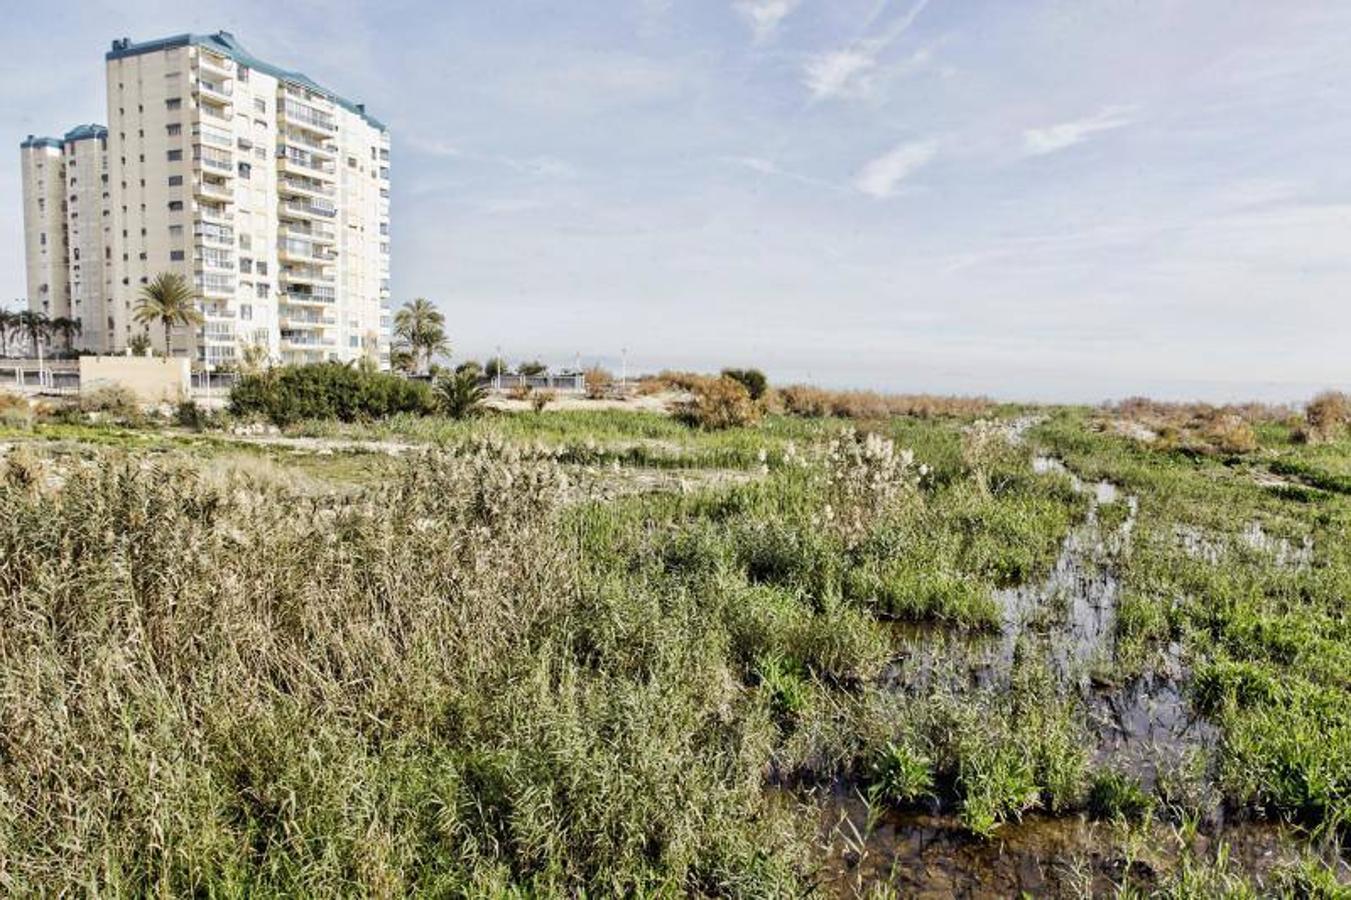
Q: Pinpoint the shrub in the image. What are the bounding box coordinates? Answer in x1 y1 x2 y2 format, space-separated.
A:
870 741 934 807
229 363 432 426
531 390 556 413
1203 412 1258 455
175 399 209 430
80 385 144 424
506 382 532 402
1087 770 1155 823
777 385 992 420
435 369 489 420
721 368 768 401
1304 391 1349 443
0 393 33 430
677 376 761 430
584 367 612 399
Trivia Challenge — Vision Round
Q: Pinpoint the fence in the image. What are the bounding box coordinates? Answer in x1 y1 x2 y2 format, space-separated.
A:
490 373 586 393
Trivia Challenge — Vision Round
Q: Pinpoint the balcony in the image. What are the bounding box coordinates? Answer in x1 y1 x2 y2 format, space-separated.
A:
196 278 235 299
280 198 337 220
280 265 334 287
278 150 336 177
199 103 232 123
195 203 234 223
279 99 336 134
198 152 235 175
280 222 335 244
194 178 233 202
280 332 337 348
282 288 335 306
283 129 338 157
195 78 233 104
280 175 335 199
195 52 233 79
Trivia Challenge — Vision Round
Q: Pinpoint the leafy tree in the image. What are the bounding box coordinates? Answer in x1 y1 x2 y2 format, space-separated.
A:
16 311 50 357
721 367 768 401
393 298 449 373
455 360 484 378
517 360 548 377
434 369 489 420
128 332 153 356
484 357 508 379
50 316 82 353
134 273 203 357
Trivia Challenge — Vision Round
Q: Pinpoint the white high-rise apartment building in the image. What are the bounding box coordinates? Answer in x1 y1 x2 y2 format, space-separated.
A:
19 31 392 368
20 126 113 350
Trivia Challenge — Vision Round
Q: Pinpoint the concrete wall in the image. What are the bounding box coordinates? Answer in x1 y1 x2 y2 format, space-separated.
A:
79 355 190 403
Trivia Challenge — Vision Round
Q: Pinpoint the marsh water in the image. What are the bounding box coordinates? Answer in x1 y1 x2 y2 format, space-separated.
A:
817 453 1332 896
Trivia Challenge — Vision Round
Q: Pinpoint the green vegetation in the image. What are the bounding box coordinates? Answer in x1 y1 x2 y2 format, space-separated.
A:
0 393 1346 895
134 271 204 354
229 362 433 425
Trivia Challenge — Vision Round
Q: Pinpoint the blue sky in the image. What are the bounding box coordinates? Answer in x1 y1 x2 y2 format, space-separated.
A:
3 1 1348 401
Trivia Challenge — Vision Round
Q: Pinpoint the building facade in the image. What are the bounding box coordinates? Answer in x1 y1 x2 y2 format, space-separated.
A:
19 32 391 368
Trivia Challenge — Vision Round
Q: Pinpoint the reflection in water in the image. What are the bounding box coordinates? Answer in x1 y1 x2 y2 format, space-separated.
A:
812 789 1313 899
832 454 1264 895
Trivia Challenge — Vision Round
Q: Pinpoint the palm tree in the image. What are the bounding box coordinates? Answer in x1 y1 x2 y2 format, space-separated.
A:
50 316 82 353
434 369 488 419
16 311 50 358
0 309 19 357
393 298 449 373
134 273 203 357
389 344 417 375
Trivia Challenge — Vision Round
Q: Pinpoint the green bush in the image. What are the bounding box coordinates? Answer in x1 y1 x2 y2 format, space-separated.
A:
1086 770 1155 823
229 363 432 425
721 368 768 401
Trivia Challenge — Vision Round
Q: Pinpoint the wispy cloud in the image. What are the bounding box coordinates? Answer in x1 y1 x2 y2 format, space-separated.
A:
724 155 841 190
804 0 930 100
733 0 799 44
1022 105 1137 156
853 139 939 197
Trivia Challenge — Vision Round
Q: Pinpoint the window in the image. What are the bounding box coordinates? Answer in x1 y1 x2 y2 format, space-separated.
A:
254 98 266 114
166 98 182 110
167 149 183 161
237 66 249 82
240 304 253 320
168 200 184 211
255 146 267 160
256 283 270 298
239 258 253 274
239 234 252 250
238 162 252 179
350 336 359 348
168 175 183 186
170 250 185 261
257 262 268 276
167 123 181 136
169 225 184 237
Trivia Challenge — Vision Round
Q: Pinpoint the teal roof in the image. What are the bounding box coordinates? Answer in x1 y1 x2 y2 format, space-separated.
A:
63 124 108 142
20 135 62 150
107 31 387 132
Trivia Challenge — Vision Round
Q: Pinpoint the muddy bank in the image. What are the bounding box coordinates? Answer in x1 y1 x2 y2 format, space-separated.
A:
811 790 1317 899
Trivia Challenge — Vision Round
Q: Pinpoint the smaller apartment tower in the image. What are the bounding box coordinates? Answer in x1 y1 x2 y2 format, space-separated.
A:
18 31 391 368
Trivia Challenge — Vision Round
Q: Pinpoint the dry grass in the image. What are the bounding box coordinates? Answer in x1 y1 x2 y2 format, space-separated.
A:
777 385 993 420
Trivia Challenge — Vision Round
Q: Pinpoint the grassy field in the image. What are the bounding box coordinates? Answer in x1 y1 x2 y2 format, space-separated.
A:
0 403 1347 896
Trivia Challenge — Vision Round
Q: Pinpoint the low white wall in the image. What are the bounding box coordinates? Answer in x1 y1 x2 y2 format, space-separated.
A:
79 356 191 404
